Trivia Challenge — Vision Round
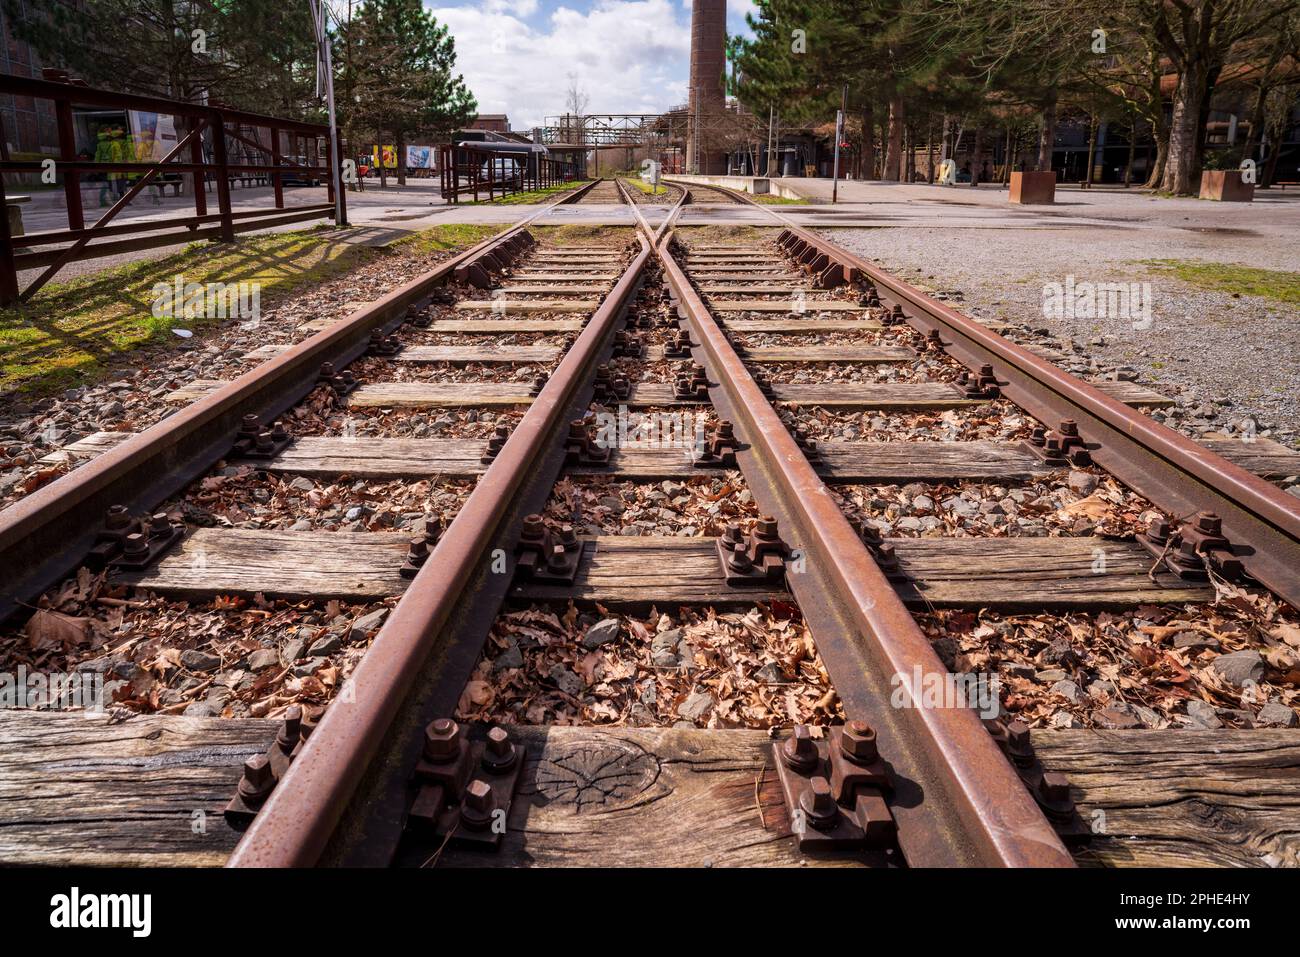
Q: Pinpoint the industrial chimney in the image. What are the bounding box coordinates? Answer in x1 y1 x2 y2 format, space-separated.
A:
686 0 727 174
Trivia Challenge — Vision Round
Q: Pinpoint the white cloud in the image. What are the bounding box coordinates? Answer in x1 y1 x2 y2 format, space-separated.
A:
429 0 691 131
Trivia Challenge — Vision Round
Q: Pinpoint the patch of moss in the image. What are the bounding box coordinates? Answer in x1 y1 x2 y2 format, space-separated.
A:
465 180 592 205
1141 259 1300 305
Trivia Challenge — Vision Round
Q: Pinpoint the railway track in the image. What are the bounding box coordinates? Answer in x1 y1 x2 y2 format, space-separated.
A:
2 176 1298 869
574 177 626 204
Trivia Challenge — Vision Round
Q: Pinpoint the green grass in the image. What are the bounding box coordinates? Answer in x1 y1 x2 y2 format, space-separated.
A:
465 180 592 205
0 223 500 396
752 193 808 205
390 223 498 255
617 176 670 197
1141 259 1300 305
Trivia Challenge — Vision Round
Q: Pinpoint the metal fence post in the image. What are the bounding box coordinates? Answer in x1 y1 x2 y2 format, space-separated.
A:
0 171 19 305
54 95 83 232
270 123 284 209
333 129 348 225
189 116 208 217
211 109 235 242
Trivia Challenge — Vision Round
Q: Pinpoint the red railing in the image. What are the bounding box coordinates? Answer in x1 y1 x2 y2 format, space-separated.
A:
0 72 346 304
438 143 577 203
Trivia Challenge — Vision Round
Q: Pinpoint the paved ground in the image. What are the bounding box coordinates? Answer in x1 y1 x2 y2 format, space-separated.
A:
12 174 1297 444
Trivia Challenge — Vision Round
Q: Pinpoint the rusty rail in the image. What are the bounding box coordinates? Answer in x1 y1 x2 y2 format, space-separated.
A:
627 189 1071 867
668 181 1300 608
0 193 581 625
227 233 652 867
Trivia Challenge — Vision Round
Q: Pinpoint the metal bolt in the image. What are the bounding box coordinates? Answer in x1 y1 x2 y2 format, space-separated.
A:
1059 419 1079 437
799 776 838 830
756 516 779 539
520 514 546 541
1039 771 1070 805
460 779 496 831
423 718 460 761
716 420 734 439
277 706 302 752
238 754 276 802
780 725 820 773
105 504 132 530
1196 512 1222 536
424 517 444 543
1147 517 1171 541
1005 720 1035 765
407 538 429 564
482 726 519 773
122 532 149 557
727 541 753 571
840 720 878 763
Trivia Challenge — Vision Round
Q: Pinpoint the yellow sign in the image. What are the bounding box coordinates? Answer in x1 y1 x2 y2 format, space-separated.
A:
371 145 397 169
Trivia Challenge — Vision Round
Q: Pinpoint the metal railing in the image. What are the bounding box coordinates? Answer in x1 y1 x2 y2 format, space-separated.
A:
437 143 578 202
0 72 345 304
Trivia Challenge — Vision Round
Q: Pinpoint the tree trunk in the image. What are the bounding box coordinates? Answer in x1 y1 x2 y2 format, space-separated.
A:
1261 121 1285 187
1083 114 1097 187
926 119 936 183
1160 60 1208 195
968 125 983 187
1123 120 1137 186
1002 125 1014 183
860 104 874 181
884 93 904 181
1190 63 1220 177
1036 92 1057 172
1243 82 1269 162
396 130 406 187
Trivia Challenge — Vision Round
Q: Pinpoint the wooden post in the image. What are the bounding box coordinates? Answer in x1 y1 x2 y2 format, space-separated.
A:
270 124 284 208
210 110 235 242
54 96 83 231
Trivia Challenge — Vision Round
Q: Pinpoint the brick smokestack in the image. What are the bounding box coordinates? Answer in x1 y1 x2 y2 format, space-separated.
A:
686 0 727 174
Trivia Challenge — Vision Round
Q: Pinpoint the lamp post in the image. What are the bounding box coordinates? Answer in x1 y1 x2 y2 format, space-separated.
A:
310 0 348 226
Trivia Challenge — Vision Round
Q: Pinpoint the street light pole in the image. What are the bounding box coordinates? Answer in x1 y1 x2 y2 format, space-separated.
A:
310 0 348 226
832 85 847 203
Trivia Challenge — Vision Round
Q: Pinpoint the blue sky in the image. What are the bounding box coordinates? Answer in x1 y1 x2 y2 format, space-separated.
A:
424 0 758 129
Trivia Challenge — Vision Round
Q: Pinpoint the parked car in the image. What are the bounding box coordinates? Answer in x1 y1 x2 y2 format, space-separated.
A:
480 156 522 181
281 155 322 187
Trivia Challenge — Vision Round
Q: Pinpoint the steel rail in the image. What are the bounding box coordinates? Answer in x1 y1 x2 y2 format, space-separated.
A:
0 191 584 624
669 180 1300 607
228 232 652 867
639 210 1071 866
759 201 1299 606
